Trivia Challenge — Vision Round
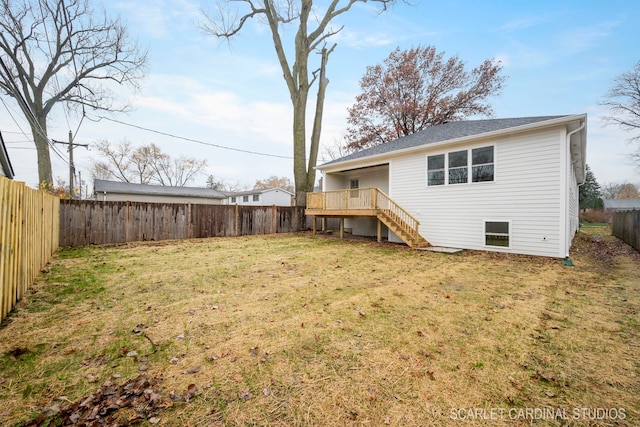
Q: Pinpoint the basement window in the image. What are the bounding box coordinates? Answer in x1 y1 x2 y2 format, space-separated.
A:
485 221 510 247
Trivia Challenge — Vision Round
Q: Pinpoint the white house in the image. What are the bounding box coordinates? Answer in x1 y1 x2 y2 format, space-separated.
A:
306 115 587 258
226 188 294 206
93 179 227 204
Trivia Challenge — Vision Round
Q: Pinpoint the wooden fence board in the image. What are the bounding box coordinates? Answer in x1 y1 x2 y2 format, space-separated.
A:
613 210 640 252
59 200 309 247
0 177 59 321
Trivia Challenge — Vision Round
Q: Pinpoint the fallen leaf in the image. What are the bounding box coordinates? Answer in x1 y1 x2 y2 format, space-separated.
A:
238 388 253 400
126 350 138 357
249 347 259 357
169 357 179 364
176 334 185 340
185 365 201 374
149 417 161 424
263 388 271 397
183 384 199 402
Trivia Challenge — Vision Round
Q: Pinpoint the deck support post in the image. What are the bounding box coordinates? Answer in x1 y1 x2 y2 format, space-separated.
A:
339 218 344 239
312 216 316 235
377 219 382 243
322 217 326 232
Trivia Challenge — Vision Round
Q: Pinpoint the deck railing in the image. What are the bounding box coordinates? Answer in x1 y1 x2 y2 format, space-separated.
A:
306 187 420 241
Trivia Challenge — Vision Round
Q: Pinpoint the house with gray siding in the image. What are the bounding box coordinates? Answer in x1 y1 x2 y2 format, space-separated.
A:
307 115 587 258
93 179 226 204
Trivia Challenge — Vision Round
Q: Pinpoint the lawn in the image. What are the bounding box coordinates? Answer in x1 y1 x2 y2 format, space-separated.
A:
0 228 638 426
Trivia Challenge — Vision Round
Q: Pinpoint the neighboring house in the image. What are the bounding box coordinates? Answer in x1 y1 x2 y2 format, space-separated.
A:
0 132 15 179
93 179 226 204
307 115 587 258
226 188 294 206
604 199 640 211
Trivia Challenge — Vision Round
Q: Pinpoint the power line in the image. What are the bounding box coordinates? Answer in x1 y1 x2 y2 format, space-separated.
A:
0 95 69 165
89 115 294 160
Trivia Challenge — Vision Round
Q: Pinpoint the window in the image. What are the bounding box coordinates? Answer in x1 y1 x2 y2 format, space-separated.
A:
427 146 494 186
448 150 468 184
253 194 259 202
242 195 249 202
349 179 359 198
485 221 509 247
427 154 445 186
231 196 236 203
472 146 494 182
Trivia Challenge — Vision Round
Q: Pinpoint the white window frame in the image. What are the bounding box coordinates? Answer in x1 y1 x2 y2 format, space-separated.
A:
426 145 495 187
252 194 260 202
242 195 249 202
484 220 511 249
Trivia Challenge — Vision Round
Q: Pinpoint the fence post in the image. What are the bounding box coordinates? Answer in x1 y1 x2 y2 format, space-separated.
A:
272 205 277 234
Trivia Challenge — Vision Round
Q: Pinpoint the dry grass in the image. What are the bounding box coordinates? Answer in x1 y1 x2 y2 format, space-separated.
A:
0 229 638 426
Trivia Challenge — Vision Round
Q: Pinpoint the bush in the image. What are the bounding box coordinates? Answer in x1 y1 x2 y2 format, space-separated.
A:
580 209 612 224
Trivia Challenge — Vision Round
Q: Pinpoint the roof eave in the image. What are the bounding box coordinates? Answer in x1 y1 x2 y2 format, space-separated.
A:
318 114 587 173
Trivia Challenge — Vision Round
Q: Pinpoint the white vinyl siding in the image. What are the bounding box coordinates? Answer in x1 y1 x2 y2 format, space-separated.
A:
389 127 566 257
324 165 389 237
228 189 293 206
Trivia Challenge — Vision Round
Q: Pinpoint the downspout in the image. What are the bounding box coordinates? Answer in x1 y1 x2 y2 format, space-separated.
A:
568 121 586 185
565 120 586 259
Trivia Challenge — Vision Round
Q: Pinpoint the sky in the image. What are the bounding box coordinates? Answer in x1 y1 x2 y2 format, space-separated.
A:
2 0 640 193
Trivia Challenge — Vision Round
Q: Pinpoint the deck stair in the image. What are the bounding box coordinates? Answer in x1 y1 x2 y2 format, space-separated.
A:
306 188 431 249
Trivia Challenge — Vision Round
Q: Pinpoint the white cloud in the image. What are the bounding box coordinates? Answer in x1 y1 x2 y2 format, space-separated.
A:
558 20 621 54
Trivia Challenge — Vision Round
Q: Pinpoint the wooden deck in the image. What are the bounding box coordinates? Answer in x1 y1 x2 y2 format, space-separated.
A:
305 188 430 248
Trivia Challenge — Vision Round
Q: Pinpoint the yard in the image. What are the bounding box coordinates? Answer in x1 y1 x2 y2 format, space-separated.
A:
0 228 638 426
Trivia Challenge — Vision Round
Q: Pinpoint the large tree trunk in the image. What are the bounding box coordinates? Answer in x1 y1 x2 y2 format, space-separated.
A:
32 114 53 186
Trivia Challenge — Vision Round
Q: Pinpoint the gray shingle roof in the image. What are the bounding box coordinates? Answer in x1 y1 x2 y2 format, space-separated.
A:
93 179 226 199
225 187 294 197
322 116 567 167
603 198 640 210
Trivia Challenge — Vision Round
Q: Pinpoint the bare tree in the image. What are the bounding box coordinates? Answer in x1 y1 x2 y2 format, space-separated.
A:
602 61 640 141
345 45 505 150
601 181 626 200
253 175 294 193
617 182 639 199
91 140 207 186
206 175 247 192
201 0 400 206
321 137 353 162
0 0 148 185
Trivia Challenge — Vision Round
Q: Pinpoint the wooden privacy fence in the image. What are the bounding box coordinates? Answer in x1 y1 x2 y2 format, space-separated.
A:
1 177 60 321
612 209 640 252
59 200 309 246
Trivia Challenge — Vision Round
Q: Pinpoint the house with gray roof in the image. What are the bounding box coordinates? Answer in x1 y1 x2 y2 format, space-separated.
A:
307 115 587 258
226 187 294 206
0 132 15 179
603 198 640 211
93 179 226 204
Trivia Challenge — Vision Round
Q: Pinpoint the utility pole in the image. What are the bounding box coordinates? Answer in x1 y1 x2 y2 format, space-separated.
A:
53 133 88 198
68 131 74 196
